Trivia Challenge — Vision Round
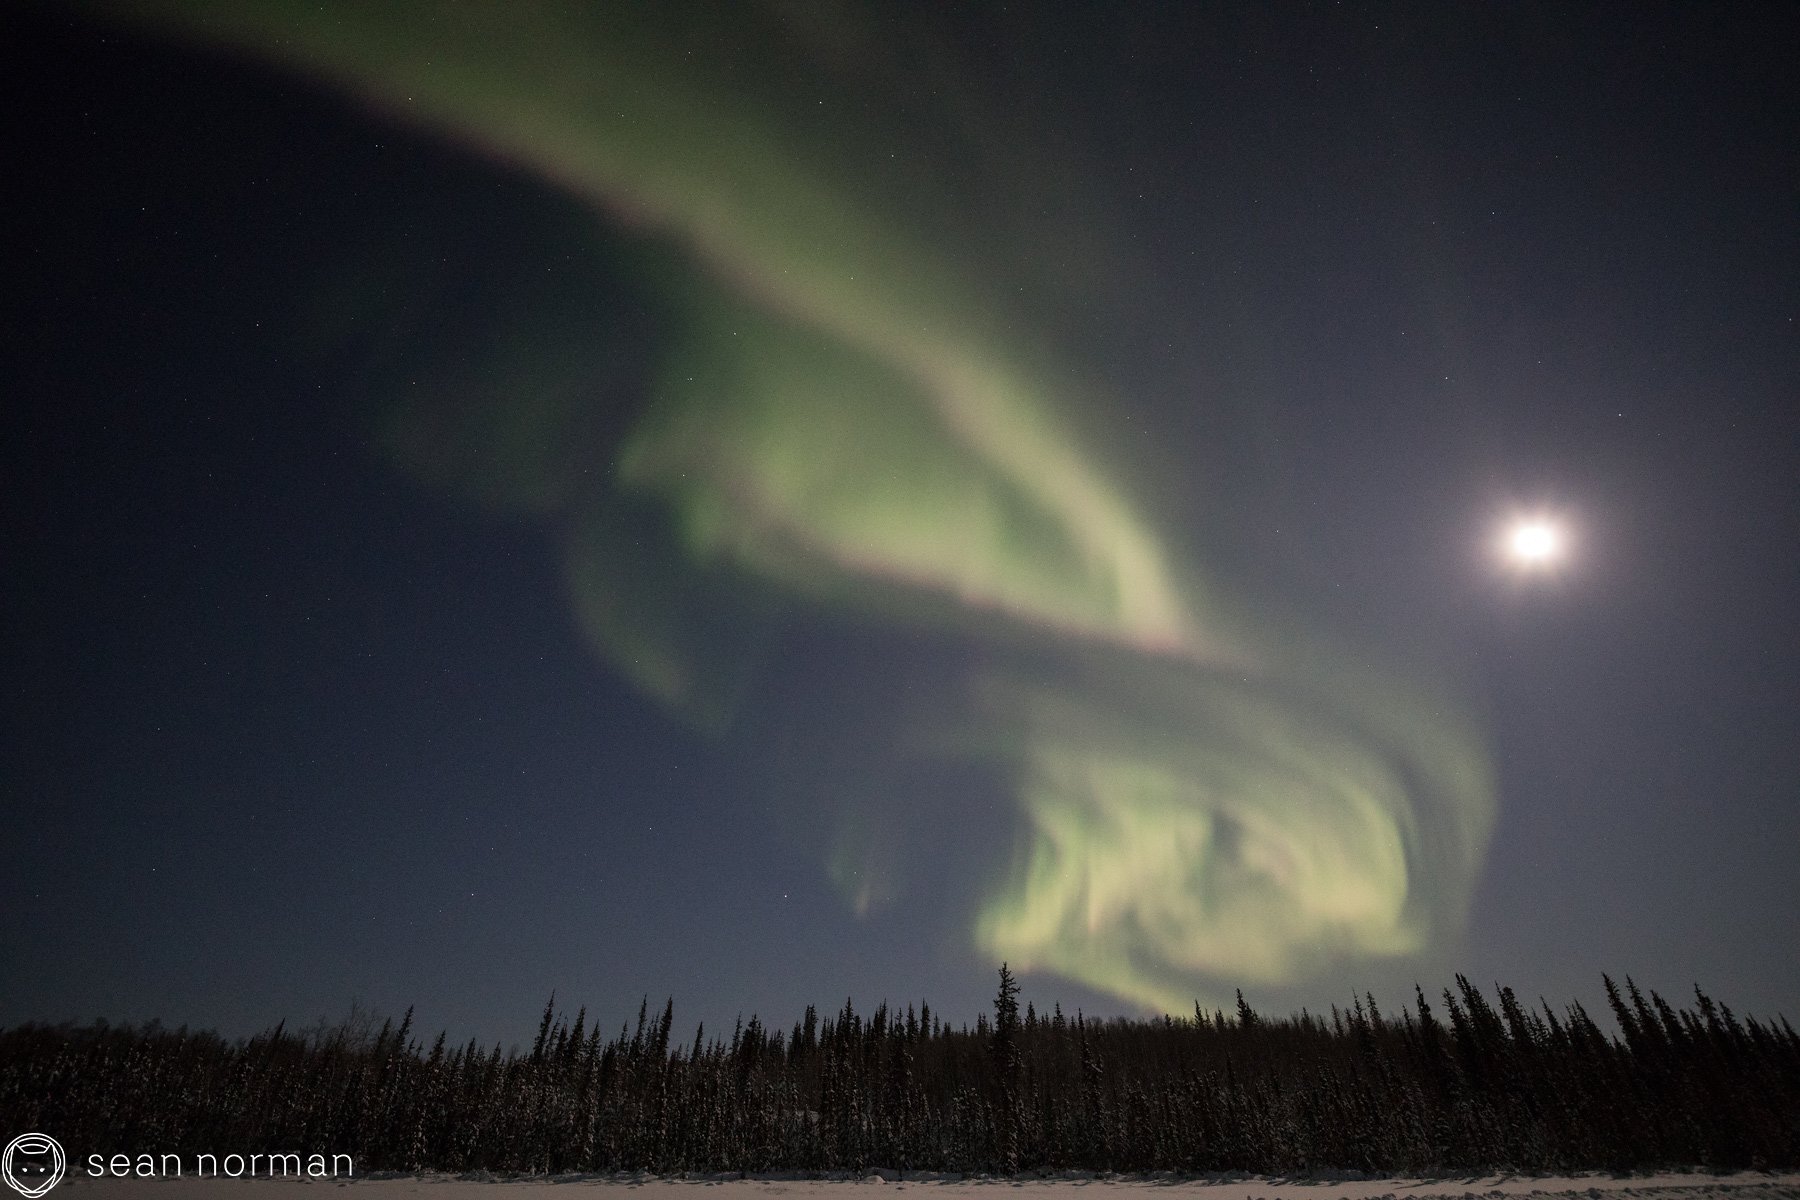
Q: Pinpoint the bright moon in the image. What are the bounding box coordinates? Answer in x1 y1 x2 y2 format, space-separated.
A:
1506 519 1563 565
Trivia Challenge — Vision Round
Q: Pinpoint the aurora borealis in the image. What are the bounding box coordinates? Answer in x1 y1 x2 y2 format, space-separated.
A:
8 1 1797 1040
80 0 1500 1014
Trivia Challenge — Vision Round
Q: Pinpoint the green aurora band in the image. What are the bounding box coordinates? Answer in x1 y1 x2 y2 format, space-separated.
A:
106 0 1495 1012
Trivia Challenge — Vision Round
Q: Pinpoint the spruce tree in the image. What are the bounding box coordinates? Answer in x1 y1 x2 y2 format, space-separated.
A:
992 963 1023 1171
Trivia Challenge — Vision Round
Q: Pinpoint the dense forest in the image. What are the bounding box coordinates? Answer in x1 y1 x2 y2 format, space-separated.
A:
4 970 1796 1175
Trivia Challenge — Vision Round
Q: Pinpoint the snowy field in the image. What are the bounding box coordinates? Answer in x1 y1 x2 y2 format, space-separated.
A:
62 1170 1800 1200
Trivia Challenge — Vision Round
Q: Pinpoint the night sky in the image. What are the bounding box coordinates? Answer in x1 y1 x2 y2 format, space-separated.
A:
4 1 1796 1050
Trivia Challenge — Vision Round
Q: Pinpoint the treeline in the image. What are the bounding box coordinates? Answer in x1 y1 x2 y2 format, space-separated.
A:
2 969 1796 1175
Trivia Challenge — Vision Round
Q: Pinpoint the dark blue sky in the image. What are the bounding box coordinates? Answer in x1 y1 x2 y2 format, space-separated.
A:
3 2 1796 1049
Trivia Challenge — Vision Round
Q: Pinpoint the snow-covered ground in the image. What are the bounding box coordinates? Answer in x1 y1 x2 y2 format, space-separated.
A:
63 1170 1800 1200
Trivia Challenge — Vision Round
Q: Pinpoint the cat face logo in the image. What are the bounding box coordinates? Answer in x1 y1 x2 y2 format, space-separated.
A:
2 1134 64 1198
